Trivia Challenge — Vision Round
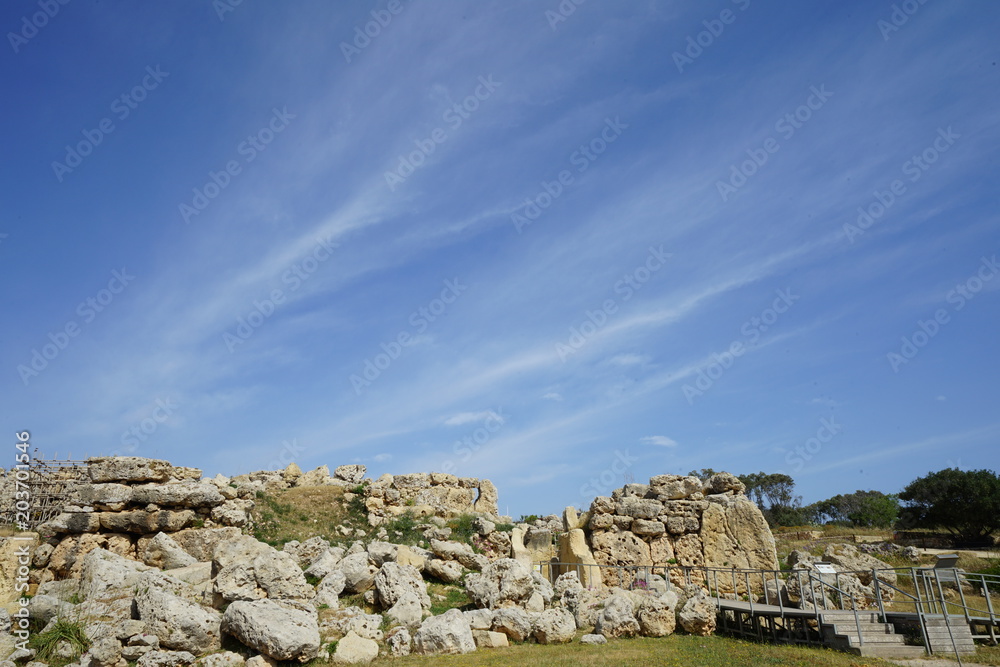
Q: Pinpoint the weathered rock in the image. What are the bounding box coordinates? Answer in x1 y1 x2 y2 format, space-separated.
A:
338 552 376 594
472 629 509 648
222 600 320 663
463 609 493 631
39 512 102 534
304 547 345 580
78 483 134 511
700 498 778 587
85 636 123 667
412 608 475 655
334 465 366 484
330 631 378 665
386 627 411 657
591 531 650 587
424 558 463 584
823 543 897 587
704 472 745 495
532 608 575 644
142 532 197 570
135 650 197 667
636 595 676 637
615 497 663 520
252 550 314 600
557 529 602 589
595 594 639 638
314 569 346 608
631 519 666 536
678 588 716 636
298 466 332 487
474 479 499 515
99 510 195 534
28 594 75 625
374 562 429 609
490 607 532 642
648 475 702 500
88 457 173 483
465 558 534 609
430 539 484 570
135 587 222 654
282 537 330 570
320 607 384 641
198 652 245 667
170 527 242 562
580 633 607 645
131 483 224 508
365 541 397 567
386 591 424 628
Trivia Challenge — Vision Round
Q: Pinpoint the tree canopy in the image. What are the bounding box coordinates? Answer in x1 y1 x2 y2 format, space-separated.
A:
898 468 1000 544
808 490 899 528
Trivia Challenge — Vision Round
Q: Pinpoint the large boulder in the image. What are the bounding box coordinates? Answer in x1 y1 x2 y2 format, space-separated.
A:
339 553 377 594
465 558 534 609
142 532 197 570
131 482 224 508
373 562 430 610
531 608 575 644
330 631 377 664
386 591 424 628
314 570 347 608
252 550 314 600
430 539 486 570
334 465 366 484
222 600 320 663
678 587 716 636
99 510 195 534
88 457 173 483
135 587 222 654
304 548 345 580
411 608 475 656
424 558 463 584
595 593 640 638
700 498 778 588
490 607 532 642
636 594 677 637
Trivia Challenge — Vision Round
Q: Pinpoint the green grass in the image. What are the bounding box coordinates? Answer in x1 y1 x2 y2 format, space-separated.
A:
427 582 472 615
388 633 900 666
28 617 90 667
384 511 427 547
250 486 369 548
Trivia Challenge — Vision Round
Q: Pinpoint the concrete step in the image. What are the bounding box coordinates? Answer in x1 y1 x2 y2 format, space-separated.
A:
851 645 928 659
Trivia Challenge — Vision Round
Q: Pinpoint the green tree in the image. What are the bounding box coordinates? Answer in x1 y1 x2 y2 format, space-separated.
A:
687 468 718 482
898 468 1000 544
738 472 805 527
809 490 899 528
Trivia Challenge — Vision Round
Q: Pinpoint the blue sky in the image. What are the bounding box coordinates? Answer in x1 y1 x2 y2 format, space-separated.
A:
3 1 998 518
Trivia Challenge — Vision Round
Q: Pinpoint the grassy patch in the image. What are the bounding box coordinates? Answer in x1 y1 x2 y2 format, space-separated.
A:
384 512 427 547
389 633 901 666
428 582 472 615
447 514 477 544
28 617 90 667
250 486 369 547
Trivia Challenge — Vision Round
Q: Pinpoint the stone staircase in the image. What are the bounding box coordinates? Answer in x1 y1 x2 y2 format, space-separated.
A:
819 611 927 659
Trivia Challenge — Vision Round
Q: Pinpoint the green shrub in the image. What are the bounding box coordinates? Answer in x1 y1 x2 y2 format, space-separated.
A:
29 618 90 665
